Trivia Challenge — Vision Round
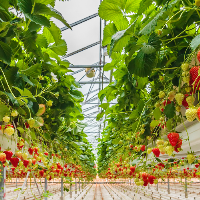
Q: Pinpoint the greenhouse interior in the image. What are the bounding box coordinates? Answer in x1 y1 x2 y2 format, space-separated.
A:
2 0 200 199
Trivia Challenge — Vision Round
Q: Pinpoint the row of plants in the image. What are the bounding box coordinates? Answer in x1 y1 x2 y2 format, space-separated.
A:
0 0 96 186
97 0 200 185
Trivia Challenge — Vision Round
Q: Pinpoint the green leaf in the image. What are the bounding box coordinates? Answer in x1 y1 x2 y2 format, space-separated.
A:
166 119 172 130
46 22 62 45
0 103 10 121
28 21 41 32
129 110 139 119
21 63 42 78
128 50 156 77
26 14 50 27
17 0 32 14
96 112 105 121
36 34 48 48
98 1 123 22
125 0 142 13
34 0 54 4
102 23 117 46
30 131 36 140
155 157 162 162
153 108 161 120
0 41 12 64
138 100 144 113
150 120 159 128
190 34 200 51
164 102 175 119
49 39 67 56
34 3 71 28
104 63 115 71
0 22 9 32
99 103 109 110
17 127 24 134
132 121 139 132
44 132 51 140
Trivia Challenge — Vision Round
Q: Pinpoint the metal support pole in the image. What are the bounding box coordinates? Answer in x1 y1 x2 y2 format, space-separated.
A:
156 182 158 191
61 178 63 200
0 166 6 200
79 179 80 191
16 178 17 188
75 178 77 194
33 173 41 198
185 178 188 198
168 178 170 194
70 180 72 198
45 178 48 200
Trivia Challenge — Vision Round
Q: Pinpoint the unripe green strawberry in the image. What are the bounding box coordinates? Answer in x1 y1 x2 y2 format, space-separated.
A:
187 154 195 164
165 146 173 156
154 179 158 184
159 91 165 98
183 77 190 85
181 63 189 71
185 108 197 122
168 91 176 101
155 102 160 108
175 93 184 105
186 96 195 106
47 100 53 107
28 118 35 128
185 87 191 93
3 116 10 123
11 110 18 117
176 106 181 112
196 0 200 7
5 126 14 136
156 139 164 146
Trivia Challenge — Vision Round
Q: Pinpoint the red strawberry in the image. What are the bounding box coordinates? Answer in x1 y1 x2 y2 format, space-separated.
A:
152 148 160 157
130 166 135 173
28 148 34 155
163 99 171 106
140 145 145 151
39 170 44 177
167 132 179 146
34 147 39 154
197 107 200 120
195 164 199 168
197 50 200 63
3 151 13 160
148 175 156 184
10 157 19 168
23 160 29 168
44 152 48 156
190 66 200 91
174 138 182 152
182 94 189 108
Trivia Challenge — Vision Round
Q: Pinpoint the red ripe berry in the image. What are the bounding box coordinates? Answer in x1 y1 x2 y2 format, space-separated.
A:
44 152 48 156
174 138 182 152
39 170 44 177
167 132 179 146
28 148 34 155
3 151 13 160
10 157 19 168
195 164 199 168
152 148 160 157
23 160 29 168
190 66 200 91
140 145 145 151
197 51 200 63
197 107 200 120
25 122 29 128
163 100 171 106
130 166 135 173
182 94 189 108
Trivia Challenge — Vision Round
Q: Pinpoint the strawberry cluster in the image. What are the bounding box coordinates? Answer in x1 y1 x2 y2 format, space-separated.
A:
152 148 160 157
189 66 200 92
167 132 182 152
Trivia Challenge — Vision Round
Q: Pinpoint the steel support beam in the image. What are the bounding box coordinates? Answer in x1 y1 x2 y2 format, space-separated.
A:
62 41 100 58
61 13 98 31
79 81 109 84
